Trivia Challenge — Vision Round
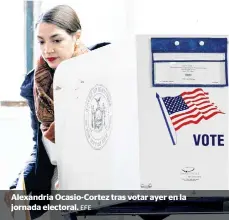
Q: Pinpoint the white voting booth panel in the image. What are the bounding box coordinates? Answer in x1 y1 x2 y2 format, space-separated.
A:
54 38 140 191
53 36 229 194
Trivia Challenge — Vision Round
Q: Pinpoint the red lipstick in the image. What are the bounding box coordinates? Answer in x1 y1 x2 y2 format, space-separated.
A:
47 57 57 62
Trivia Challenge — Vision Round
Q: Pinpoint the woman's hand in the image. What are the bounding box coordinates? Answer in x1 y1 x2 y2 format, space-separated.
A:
44 121 55 143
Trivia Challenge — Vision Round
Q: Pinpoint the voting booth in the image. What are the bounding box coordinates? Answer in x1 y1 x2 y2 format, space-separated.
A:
52 36 228 194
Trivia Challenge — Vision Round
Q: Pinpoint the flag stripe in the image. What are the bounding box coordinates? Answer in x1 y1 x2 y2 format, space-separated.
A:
173 107 218 123
173 108 222 126
187 100 211 107
184 97 209 104
188 103 215 110
182 93 209 101
181 88 208 96
174 111 223 131
171 105 218 120
172 105 219 124
186 99 210 106
171 104 216 119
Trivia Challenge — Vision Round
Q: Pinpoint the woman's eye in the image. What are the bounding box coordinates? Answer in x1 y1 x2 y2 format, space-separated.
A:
54 39 62 43
38 41 44 45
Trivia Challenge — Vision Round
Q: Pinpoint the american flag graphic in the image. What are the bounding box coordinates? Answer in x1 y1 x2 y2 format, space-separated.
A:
161 88 224 131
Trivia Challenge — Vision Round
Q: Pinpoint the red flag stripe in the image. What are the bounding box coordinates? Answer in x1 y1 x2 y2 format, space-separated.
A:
174 111 223 131
172 107 220 125
171 106 218 120
187 103 215 109
186 100 211 107
180 88 204 96
181 88 208 96
184 97 209 104
182 93 209 101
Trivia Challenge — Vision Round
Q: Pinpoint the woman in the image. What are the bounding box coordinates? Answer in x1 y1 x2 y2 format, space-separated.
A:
4 4 110 219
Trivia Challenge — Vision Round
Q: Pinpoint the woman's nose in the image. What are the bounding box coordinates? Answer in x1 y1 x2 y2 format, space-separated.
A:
44 43 54 54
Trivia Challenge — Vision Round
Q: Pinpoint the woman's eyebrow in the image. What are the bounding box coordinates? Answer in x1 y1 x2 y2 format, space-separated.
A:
37 34 61 39
50 34 61 39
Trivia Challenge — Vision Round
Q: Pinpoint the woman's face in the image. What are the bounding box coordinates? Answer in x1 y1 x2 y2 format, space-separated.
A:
36 22 76 69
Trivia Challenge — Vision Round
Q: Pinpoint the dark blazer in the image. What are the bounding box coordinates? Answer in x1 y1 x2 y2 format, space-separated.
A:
10 42 110 219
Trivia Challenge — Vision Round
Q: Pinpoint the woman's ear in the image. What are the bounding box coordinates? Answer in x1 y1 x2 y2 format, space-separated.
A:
73 30 81 47
75 29 81 41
